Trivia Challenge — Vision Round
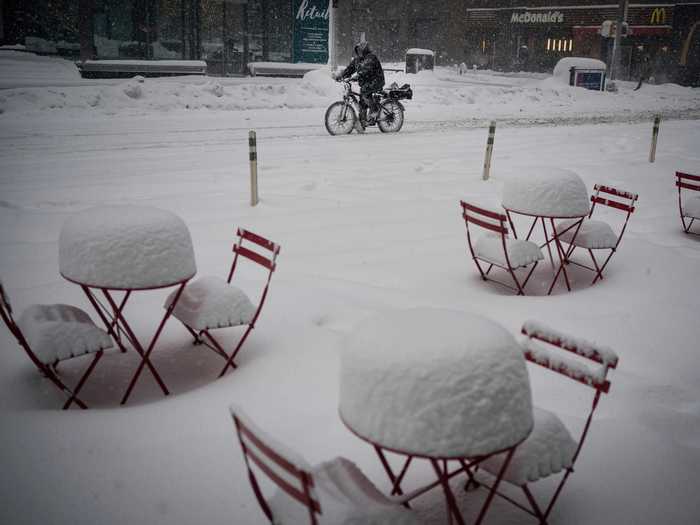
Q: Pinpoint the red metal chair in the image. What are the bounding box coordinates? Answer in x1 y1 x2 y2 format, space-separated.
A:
556 184 638 284
230 407 423 525
460 201 544 295
0 280 113 409
676 171 700 235
476 321 619 524
166 228 280 378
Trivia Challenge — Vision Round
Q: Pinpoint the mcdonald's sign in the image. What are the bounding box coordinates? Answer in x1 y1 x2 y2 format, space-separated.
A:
650 7 667 25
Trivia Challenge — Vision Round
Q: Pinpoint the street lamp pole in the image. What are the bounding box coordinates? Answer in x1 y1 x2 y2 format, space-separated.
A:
607 0 629 90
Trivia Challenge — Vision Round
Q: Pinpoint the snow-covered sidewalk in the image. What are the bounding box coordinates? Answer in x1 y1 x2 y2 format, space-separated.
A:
1 52 700 525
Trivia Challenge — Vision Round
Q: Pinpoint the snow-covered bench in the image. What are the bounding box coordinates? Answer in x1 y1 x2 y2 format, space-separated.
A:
78 59 207 79
676 171 700 235
247 61 326 78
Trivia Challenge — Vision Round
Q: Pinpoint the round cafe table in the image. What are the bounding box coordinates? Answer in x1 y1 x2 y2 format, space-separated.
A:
501 167 590 294
340 308 533 525
59 205 197 404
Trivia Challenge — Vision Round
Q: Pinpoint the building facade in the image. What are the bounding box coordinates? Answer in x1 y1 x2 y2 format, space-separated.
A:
1 1 698 84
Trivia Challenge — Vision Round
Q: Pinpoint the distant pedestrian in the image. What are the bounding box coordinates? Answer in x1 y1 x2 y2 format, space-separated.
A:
634 53 652 91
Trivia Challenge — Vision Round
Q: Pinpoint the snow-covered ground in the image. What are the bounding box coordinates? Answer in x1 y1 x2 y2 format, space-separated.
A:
1 52 700 525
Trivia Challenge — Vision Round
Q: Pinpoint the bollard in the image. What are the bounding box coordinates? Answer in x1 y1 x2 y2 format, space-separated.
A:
249 130 259 206
482 120 496 181
649 115 661 163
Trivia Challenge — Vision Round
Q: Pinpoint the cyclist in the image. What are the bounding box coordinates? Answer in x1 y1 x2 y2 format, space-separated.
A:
333 41 385 129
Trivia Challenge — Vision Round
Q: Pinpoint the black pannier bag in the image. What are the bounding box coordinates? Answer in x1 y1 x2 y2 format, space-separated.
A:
386 82 413 100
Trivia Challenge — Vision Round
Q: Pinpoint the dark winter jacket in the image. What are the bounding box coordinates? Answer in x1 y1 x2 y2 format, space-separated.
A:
339 42 385 93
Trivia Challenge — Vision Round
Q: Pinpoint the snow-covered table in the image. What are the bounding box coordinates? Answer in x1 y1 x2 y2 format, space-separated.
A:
59 205 197 404
501 167 590 294
340 308 533 525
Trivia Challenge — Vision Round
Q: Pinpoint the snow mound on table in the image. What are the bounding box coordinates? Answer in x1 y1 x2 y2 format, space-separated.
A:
59 206 197 289
501 167 590 217
340 308 533 458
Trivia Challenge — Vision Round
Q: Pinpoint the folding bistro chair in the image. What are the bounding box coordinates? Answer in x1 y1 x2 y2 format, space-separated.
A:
230 407 423 525
675 171 700 235
555 184 638 284
460 201 544 295
0 280 113 409
476 321 619 524
166 228 280 378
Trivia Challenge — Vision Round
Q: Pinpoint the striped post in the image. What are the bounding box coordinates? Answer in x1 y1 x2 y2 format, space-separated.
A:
482 120 496 181
249 130 259 206
649 115 661 163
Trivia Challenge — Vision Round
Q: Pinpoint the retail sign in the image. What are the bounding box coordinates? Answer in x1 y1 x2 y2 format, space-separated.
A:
650 7 667 25
293 0 329 63
510 11 564 24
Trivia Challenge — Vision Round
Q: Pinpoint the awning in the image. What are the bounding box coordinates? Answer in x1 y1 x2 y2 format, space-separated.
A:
573 25 672 37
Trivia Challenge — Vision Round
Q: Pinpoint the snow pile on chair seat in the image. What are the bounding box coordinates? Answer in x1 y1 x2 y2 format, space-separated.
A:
166 275 255 330
474 235 544 268
481 407 576 485
340 308 533 458
556 218 618 249
501 167 590 217
269 457 423 525
17 304 113 364
522 320 619 367
682 194 700 218
59 206 196 289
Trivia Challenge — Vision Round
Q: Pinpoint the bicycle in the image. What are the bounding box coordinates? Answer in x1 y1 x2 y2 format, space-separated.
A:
324 80 412 136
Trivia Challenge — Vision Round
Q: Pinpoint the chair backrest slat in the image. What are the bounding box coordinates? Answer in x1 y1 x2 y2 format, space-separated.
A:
591 196 635 213
240 228 279 252
521 321 619 394
460 201 508 235
676 171 700 183
591 184 638 214
232 412 322 521
232 229 280 272
463 213 508 235
676 180 700 192
522 320 619 369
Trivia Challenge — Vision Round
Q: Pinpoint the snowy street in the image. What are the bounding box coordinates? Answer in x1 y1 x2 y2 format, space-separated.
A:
1 55 700 525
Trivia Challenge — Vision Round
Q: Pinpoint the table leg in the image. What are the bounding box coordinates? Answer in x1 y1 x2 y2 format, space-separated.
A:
547 218 583 295
430 459 465 525
112 284 187 404
472 447 516 525
375 446 411 507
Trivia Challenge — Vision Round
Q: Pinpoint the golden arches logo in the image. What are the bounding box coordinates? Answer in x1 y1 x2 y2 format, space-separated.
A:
650 7 667 25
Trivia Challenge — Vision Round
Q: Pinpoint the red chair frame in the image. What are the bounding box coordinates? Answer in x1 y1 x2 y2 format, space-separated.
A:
460 200 540 295
676 171 700 235
0 282 105 410
471 322 619 524
231 410 321 524
184 229 280 378
563 184 638 284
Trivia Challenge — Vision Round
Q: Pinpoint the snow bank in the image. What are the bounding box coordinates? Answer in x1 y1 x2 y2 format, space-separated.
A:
339 308 533 458
553 57 606 84
59 206 197 289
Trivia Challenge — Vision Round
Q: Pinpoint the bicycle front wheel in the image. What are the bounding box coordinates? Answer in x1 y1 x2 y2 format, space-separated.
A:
377 100 404 133
325 101 357 135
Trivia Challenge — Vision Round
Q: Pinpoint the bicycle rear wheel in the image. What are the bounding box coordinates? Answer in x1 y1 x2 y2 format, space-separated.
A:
377 100 404 133
325 102 357 135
